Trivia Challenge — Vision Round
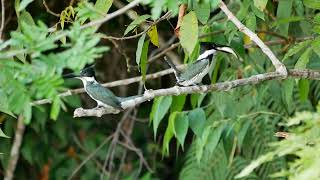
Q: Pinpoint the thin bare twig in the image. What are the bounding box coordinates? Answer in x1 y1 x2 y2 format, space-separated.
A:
43 0 60 17
68 134 113 180
4 115 26 180
100 109 133 180
0 0 5 40
219 0 287 76
74 69 320 117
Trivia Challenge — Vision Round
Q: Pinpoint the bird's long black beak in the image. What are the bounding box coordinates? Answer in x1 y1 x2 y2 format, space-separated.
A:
63 72 79 79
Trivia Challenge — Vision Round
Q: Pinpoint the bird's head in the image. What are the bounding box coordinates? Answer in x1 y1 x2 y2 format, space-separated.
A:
63 65 96 82
79 66 95 78
199 42 239 60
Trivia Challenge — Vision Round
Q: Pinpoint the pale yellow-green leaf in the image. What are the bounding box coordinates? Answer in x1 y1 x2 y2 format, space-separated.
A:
147 25 159 47
180 11 198 55
253 0 268 11
94 0 113 19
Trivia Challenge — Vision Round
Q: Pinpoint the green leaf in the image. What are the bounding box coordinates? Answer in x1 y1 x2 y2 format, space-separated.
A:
195 1 210 24
150 96 172 138
0 90 15 117
298 79 310 101
314 13 320 24
174 112 189 150
0 128 10 138
276 0 294 36
147 25 159 47
18 0 33 12
311 37 320 57
206 124 225 153
135 33 146 70
50 96 61 120
180 11 198 55
188 108 206 137
235 152 275 178
294 48 312 69
124 15 150 35
271 17 304 28
151 0 165 20
253 0 268 11
23 103 32 124
140 40 149 82
303 0 320 9
162 112 176 155
170 95 186 112
246 12 256 32
94 0 113 18
283 78 295 108
283 40 311 61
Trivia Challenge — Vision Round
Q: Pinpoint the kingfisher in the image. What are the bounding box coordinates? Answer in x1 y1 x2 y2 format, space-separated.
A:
164 43 239 86
65 66 140 110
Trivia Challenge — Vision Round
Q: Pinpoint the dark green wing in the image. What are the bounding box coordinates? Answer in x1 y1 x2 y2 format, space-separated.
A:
86 83 122 109
179 59 210 81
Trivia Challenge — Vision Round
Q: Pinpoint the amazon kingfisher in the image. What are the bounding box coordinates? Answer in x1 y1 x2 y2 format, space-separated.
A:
65 66 140 110
164 42 239 86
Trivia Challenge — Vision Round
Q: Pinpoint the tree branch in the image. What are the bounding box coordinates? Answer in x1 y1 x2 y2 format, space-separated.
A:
4 115 26 180
218 0 287 76
31 66 182 106
73 69 320 117
43 0 60 17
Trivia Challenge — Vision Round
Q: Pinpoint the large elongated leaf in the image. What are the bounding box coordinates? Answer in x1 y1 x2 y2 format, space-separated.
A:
135 33 146 70
195 1 210 24
174 112 189 150
180 11 198 55
162 111 176 155
276 0 293 36
283 40 311 61
170 95 186 112
150 96 172 138
188 108 206 137
141 40 149 82
294 48 312 69
299 79 310 101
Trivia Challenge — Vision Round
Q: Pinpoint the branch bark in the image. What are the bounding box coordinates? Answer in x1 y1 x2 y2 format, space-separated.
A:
0 0 5 40
73 69 320 117
4 115 26 180
218 0 287 76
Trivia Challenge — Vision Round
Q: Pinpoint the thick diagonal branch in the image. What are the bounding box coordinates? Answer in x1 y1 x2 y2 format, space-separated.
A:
4 116 26 180
73 69 320 117
218 1 287 76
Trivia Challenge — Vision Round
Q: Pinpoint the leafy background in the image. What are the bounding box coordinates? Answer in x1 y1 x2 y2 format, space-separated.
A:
0 0 320 179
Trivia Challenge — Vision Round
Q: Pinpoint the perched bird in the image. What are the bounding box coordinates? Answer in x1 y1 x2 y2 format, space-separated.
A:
164 43 238 86
65 66 140 110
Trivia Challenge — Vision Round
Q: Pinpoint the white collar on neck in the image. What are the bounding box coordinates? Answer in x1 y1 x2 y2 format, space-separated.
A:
76 76 97 87
197 49 217 60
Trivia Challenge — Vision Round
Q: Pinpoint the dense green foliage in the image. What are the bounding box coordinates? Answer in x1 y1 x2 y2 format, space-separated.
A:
1 0 320 179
